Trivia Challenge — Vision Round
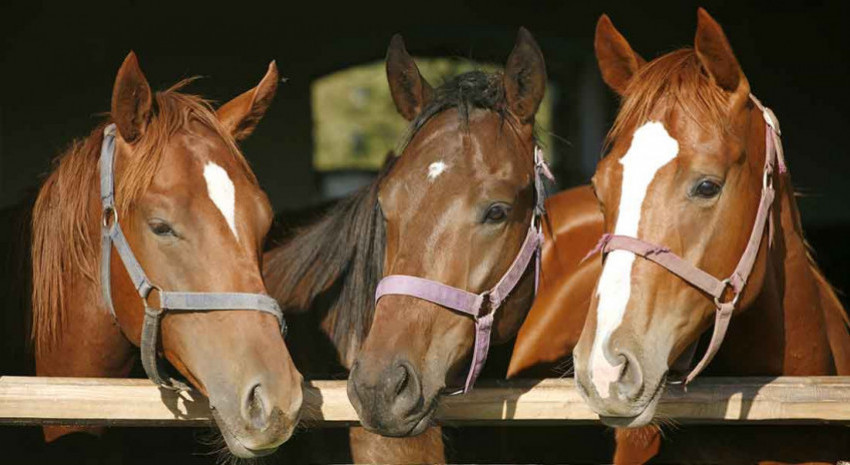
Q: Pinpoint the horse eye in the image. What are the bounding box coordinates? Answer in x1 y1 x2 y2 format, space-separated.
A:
148 220 176 237
484 204 510 224
693 179 722 199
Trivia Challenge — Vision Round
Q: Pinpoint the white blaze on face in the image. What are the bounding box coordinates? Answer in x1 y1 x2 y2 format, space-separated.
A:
203 162 239 241
427 161 448 181
590 121 679 398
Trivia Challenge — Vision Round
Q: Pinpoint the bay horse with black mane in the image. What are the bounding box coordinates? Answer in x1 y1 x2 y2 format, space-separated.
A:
510 9 850 464
12 52 303 459
264 29 547 463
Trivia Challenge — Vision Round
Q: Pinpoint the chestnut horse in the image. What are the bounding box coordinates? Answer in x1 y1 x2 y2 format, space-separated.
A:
26 53 302 458
511 9 850 464
507 185 601 378
264 29 547 463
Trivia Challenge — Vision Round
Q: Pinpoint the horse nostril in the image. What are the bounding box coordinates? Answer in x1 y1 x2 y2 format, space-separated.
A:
388 360 422 417
617 351 644 400
244 383 269 430
394 364 409 396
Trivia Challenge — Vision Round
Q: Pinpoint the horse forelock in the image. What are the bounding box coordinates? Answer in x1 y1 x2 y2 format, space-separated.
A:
607 48 731 148
398 70 519 152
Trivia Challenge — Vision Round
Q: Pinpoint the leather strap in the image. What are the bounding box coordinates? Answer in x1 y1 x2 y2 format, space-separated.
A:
99 124 286 390
375 146 552 393
376 222 543 393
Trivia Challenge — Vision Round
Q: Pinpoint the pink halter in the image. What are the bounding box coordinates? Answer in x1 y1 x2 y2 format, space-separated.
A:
584 94 786 384
375 147 553 393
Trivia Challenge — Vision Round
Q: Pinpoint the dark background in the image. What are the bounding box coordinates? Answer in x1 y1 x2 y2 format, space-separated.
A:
2 0 849 225
2 1 849 463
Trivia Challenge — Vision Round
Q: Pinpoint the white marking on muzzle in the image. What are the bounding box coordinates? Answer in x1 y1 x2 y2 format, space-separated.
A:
427 161 448 180
203 162 239 240
590 121 678 398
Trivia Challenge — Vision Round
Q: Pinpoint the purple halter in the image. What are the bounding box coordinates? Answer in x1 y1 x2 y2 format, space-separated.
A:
374 147 553 393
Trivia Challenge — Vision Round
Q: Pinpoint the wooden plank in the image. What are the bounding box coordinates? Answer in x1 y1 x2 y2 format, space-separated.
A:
0 376 213 427
1 376 849 427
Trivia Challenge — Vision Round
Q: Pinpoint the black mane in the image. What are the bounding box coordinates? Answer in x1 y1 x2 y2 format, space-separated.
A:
264 155 391 365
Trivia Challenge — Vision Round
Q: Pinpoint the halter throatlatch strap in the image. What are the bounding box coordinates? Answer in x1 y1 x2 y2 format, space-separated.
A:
583 94 783 384
99 124 286 390
375 146 553 393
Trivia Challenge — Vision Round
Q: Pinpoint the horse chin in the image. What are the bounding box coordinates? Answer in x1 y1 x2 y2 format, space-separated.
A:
358 392 439 438
211 408 287 459
597 385 662 428
405 405 438 437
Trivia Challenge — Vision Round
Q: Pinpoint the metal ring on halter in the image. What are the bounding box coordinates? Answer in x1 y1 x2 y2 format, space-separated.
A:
713 278 741 308
763 166 773 190
477 292 493 321
142 284 162 311
102 206 118 228
762 109 780 135
532 213 542 231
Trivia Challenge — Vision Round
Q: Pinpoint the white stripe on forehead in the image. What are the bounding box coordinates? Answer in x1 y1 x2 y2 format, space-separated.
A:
590 121 679 398
203 162 239 241
427 161 449 181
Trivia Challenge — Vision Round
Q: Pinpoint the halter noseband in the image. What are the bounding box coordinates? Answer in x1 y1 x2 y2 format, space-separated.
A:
374 147 553 393
584 94 786 384
99 124 286 390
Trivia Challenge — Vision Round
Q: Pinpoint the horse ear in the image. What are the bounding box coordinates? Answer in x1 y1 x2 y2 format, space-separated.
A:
386 34 434 121
595 14 645 95
503 27 547 124
217 61 279 141
694 8 749 99
111 52 152 143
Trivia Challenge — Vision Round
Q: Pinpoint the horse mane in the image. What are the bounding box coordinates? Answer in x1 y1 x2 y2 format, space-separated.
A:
264 156 393 362
608 48 730 145
31 79 254 352
265 69 520 363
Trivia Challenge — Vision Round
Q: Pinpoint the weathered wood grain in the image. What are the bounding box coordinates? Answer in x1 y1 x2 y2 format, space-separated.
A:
1 376 848 427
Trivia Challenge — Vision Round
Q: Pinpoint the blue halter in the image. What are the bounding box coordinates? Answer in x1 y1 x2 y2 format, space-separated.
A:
99 124 285 390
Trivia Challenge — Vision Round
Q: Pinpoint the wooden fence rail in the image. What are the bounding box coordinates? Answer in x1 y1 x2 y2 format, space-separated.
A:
1 376 849 427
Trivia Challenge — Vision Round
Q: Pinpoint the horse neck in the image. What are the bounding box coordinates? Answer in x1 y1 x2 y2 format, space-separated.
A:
712 148 850 376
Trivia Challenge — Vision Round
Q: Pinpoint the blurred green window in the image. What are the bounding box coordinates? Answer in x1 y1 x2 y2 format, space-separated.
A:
312 58 553 172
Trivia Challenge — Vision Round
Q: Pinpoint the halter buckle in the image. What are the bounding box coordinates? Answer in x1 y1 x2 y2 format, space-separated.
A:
102 206 118 229
713 278 741 309
761 108 781 136
763 165 774 191
475 291 493 320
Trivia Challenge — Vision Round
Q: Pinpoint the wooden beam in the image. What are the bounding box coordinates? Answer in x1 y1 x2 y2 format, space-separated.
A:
1 376 849 427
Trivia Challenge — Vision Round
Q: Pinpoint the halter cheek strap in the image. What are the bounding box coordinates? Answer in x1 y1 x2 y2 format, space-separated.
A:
99 124 286 390
375 147 553 393
583 94 785 384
